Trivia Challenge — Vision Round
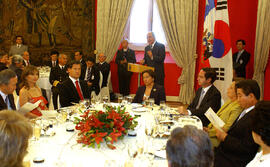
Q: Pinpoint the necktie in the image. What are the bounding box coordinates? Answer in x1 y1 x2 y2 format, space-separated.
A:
236 51 242 62
53 61 55 67
75 81 84 100
27 60 30 66
196 89 205 109
86 68 91 81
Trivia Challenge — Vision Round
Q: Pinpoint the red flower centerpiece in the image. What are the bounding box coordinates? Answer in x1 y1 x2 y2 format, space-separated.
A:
74 106 138 149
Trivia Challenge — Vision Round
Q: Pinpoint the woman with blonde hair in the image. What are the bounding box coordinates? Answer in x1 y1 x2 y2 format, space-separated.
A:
19 65 48 118
0 110 33 167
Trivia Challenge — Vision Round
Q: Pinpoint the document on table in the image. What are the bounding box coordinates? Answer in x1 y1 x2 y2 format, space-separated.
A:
19 100 41 114
205 107 225 132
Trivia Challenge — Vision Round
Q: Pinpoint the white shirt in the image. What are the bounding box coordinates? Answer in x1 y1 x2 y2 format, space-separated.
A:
24 59 29 66
59 65 65 69
69 76 80 87
246 151 270 167
236 49 244 62
151 41 157 49
187 84 212 115
237 105 255 121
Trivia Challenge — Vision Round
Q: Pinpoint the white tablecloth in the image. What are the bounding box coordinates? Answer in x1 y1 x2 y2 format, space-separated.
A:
24 110 168 167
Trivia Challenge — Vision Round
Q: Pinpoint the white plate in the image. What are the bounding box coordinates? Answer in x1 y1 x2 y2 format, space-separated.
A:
133 107 146 112
131 103 143 108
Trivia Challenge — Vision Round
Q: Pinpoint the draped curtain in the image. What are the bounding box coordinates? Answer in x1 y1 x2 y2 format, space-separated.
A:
156 0 199 104
96 0 134 63
252 0 270 99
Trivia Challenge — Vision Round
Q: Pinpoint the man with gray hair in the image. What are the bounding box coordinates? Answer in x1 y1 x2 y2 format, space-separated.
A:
9 55 24 95
0 69 17 110
166 125 214 167
140 32 165 86
49 53 68 109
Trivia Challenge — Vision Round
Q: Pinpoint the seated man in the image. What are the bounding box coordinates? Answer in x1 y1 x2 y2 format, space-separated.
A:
214 79 260 167
80 56 100 95
178 67 221 127
166 125 214 167
22 51 30 66
96 53 110 88
0 69 17 110
0 53 8 71
59 60 91 107
0 110 33 167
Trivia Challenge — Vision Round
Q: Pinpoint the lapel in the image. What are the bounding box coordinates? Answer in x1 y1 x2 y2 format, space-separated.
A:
0 95 7 109
8 95 16 110
150 84 158 98
68 78 80 99
200 86 214 105
229 108 252 132
194 87 203 107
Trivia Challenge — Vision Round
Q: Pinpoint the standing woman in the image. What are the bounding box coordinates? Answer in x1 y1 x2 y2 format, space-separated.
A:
133 69 166 105
19 65 48 118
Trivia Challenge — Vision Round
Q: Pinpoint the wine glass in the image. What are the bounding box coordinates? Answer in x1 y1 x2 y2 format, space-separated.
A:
102 95 109 103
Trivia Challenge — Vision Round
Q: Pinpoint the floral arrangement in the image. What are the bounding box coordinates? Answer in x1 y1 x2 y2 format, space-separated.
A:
74 106 138 149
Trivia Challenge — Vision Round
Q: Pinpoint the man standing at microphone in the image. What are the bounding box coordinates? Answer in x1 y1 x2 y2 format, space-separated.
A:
140 32 165 86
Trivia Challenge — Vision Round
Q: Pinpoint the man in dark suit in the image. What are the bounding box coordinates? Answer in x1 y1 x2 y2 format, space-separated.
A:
74 51 86 71
214 80 260 167
96 53 110 88
0 53 8 72
22 51 31 67
9 35 28 56
49 54 68 109
178 67 221 127
80 56 100 95
116 39 136 96
140 32 165 86
233 39 250 78
46 50 59 68
0 69 17 110
59 60 91 107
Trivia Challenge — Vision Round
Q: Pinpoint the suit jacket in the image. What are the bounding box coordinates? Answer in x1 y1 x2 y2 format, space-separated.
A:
187 85 221 127
0 94 16 110
9 64 23 95
214 109 259 167
144 42 165 79
115 48 136 73
59 78 91 107
0 62 8 72
233 50 250 78
9 44 28 56
80 65 100 95
49 65 68 85
132 84 166 105
22 59 31 67
208 100 242 147
46 60 58 68
96 62 110 88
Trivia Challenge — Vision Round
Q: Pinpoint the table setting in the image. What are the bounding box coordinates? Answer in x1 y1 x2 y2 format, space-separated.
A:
23 98 202 167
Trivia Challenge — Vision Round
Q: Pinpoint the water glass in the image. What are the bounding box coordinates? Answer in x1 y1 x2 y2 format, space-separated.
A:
149 98 154 107
127 96 133 104
118 95 123 103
